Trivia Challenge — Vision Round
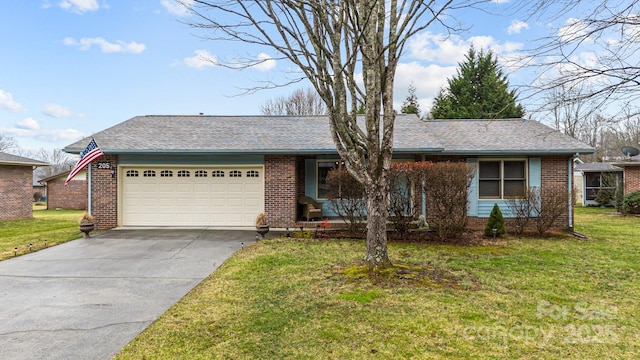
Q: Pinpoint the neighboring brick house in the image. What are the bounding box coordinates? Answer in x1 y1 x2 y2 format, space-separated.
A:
575 157 640 207
63 115 594 230
614 156 640 197
39 170 88 210
0 152 48 221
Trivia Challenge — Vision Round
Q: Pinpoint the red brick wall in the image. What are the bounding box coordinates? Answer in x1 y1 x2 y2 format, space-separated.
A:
90 155 118 229
265 155 298 227
624 166 640 194
541 155 572 229
46 176 87 210
0 165 33 220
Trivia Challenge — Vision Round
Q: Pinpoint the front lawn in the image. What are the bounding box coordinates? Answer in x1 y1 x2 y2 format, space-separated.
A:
116 207 640 359
0 209 84 260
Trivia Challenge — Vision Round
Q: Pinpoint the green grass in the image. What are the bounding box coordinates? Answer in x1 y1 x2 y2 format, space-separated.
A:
0 209 84 260
116 207 640 359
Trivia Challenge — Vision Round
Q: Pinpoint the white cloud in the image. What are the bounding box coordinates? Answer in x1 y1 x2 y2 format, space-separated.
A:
161 0 193 16
43 103 85 118
16 118 40 130
407 32 524 66
0 89 23 112
394 62 458 113
58 0 100 14
0 125 85 142
508 20 529 34
182 49 218 69
64 37 146 54
252 53 277 71
559 18 592 44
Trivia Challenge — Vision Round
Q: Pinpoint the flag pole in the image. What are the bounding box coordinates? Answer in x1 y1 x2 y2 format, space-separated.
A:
88 161 92 216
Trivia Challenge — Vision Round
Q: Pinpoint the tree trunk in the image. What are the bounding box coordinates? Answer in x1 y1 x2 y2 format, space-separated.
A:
363 179 392 270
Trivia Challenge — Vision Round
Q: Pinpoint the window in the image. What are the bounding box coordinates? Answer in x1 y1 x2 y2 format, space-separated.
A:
247 170 259 178
585 172 618 201
478 160 527 199
143 170 156 177
177 170 190 177
317 161 340 199
126 170 139 177
160 170 173 177
212 170 225 177
230 170 242 177
195 170 207 177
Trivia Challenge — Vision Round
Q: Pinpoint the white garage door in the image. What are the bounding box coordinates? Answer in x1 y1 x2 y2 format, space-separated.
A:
120 166 264 227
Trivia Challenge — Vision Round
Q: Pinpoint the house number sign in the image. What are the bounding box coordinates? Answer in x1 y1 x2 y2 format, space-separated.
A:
97 162 111 169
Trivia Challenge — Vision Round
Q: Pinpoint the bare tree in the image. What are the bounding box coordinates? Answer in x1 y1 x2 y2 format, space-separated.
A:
0 133 17 152
260 88 327 115
32 148 77 179
525 1 640 111
182 0 484 269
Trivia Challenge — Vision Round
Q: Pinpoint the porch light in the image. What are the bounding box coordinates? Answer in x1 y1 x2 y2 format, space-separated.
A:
111 169 116 178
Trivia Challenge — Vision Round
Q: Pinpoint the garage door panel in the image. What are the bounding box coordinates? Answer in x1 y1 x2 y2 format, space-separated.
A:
122 166 263 227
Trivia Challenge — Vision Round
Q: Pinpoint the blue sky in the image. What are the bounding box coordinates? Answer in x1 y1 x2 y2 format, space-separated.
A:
0 0 568 152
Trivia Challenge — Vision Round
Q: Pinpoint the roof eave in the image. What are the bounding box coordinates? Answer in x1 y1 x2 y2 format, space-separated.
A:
439 149 596 156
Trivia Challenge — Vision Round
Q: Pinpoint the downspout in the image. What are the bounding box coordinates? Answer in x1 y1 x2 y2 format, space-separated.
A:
88 163 92 216
568 156 575 229
421 155 426 217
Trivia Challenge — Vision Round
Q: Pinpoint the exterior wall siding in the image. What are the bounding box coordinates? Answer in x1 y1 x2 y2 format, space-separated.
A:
91 155 118 229
46 177 87 210
624 166 640 195
265 155 298 227
0 165 33 220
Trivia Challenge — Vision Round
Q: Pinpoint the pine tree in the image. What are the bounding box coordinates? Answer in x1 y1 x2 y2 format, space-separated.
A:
484 203 506 237
401 82 421 117
431 46 525 119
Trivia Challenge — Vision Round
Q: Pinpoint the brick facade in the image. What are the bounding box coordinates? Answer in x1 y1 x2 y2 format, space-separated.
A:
265 155 298 228
624 166 640 195
542 155 572 228
90 155 118 229
46 176 87 210
0 165 33 220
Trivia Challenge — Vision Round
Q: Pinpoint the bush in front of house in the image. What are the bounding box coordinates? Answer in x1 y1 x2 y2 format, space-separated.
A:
484 203 506 237
388 162 430 237
325 167 366 233
422 161 476 239
622 190 640 214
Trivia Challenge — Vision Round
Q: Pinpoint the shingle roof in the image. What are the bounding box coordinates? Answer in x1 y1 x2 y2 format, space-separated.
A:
423 119 595 154
575 163 623 172
0 152 48 166
63 115 594 155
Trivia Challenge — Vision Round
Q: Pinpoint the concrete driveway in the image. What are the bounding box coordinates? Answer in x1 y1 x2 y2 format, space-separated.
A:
0 229 256 360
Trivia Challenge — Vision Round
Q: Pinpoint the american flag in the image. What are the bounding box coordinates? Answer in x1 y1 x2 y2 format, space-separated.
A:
65 138 104 185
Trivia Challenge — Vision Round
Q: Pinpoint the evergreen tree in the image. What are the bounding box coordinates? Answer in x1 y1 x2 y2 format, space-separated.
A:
484 203 506 237
401 82 421 117
431 46 525 119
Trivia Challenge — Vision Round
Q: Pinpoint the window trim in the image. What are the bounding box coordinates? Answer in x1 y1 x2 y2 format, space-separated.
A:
478 159 528 200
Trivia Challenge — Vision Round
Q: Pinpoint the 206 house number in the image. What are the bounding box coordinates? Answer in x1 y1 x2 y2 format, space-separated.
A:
97 162 111 169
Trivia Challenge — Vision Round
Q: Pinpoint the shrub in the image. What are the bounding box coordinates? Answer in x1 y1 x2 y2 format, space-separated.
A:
594 188 612 206
505 187 535 234
388 162 426 236
623 190 640 214
484 203 506 237
325 167 366 233
531 185 569 235
422 161 475 239
33 191 43 202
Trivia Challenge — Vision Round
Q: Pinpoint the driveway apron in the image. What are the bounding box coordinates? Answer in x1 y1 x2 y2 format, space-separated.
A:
0 229 254 360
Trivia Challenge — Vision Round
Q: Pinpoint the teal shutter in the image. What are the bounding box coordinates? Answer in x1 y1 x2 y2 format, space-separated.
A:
305 159 316 197
467 158 478 216
529 158 541 189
